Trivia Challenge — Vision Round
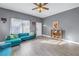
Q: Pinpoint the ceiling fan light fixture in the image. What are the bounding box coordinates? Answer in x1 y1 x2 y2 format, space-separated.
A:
37 8 44 12
32 3 49 13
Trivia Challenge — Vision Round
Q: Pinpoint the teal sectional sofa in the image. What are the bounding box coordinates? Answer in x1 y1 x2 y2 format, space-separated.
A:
5 38 21 47
0 42 11 49
0 32 36 49
0 32 36 56
0 47 12 56
18 32 36 42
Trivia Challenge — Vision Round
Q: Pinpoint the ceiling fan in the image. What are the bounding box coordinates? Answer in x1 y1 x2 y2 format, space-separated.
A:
32 3 49 13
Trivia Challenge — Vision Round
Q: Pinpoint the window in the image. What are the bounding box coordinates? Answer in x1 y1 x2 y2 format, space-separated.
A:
10 18 30 34
22 20 30 33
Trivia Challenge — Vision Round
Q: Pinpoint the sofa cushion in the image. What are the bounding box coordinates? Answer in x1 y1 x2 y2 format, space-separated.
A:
20 36 30 39
0 42 11 49
5 38 21 47
10 34 18 38
0 47 12 56
6 38 21 42
18 33 29 37
6 34 18 40
29 32 34 36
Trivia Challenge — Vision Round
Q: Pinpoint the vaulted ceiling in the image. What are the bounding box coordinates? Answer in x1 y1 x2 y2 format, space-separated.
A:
0 3 79 18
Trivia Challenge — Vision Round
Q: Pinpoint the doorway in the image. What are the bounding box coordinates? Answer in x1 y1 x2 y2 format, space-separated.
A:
36 22 42 36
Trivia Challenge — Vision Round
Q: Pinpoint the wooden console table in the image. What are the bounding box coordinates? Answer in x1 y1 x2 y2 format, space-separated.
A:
51 30 63 40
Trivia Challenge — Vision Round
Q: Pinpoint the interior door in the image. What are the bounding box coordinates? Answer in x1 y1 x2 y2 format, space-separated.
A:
36 22 42 36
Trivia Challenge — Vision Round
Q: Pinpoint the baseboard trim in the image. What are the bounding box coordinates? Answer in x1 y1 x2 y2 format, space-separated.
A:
42 34 51 38
65 40 79 45
42 34 79 45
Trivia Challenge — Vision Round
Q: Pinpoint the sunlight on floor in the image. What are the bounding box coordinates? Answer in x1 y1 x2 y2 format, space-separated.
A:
40 40 68 45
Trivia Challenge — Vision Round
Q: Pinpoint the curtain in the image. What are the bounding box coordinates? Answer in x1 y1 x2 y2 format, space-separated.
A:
10 18 30 34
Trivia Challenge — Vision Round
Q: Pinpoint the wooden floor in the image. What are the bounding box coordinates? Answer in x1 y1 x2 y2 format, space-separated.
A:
12 36 79 56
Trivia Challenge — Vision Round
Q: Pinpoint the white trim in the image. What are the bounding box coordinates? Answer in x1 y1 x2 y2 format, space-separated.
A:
42 34 51 38
65 40 79 45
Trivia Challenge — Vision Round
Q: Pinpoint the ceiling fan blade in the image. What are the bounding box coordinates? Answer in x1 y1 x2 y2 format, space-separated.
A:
33 3 39 6
39 3 42 6
42 7 49 10
42 3 48 6
32 7 38 10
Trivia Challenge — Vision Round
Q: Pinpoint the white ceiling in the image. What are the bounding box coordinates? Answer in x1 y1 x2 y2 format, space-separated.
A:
0 3 79 18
